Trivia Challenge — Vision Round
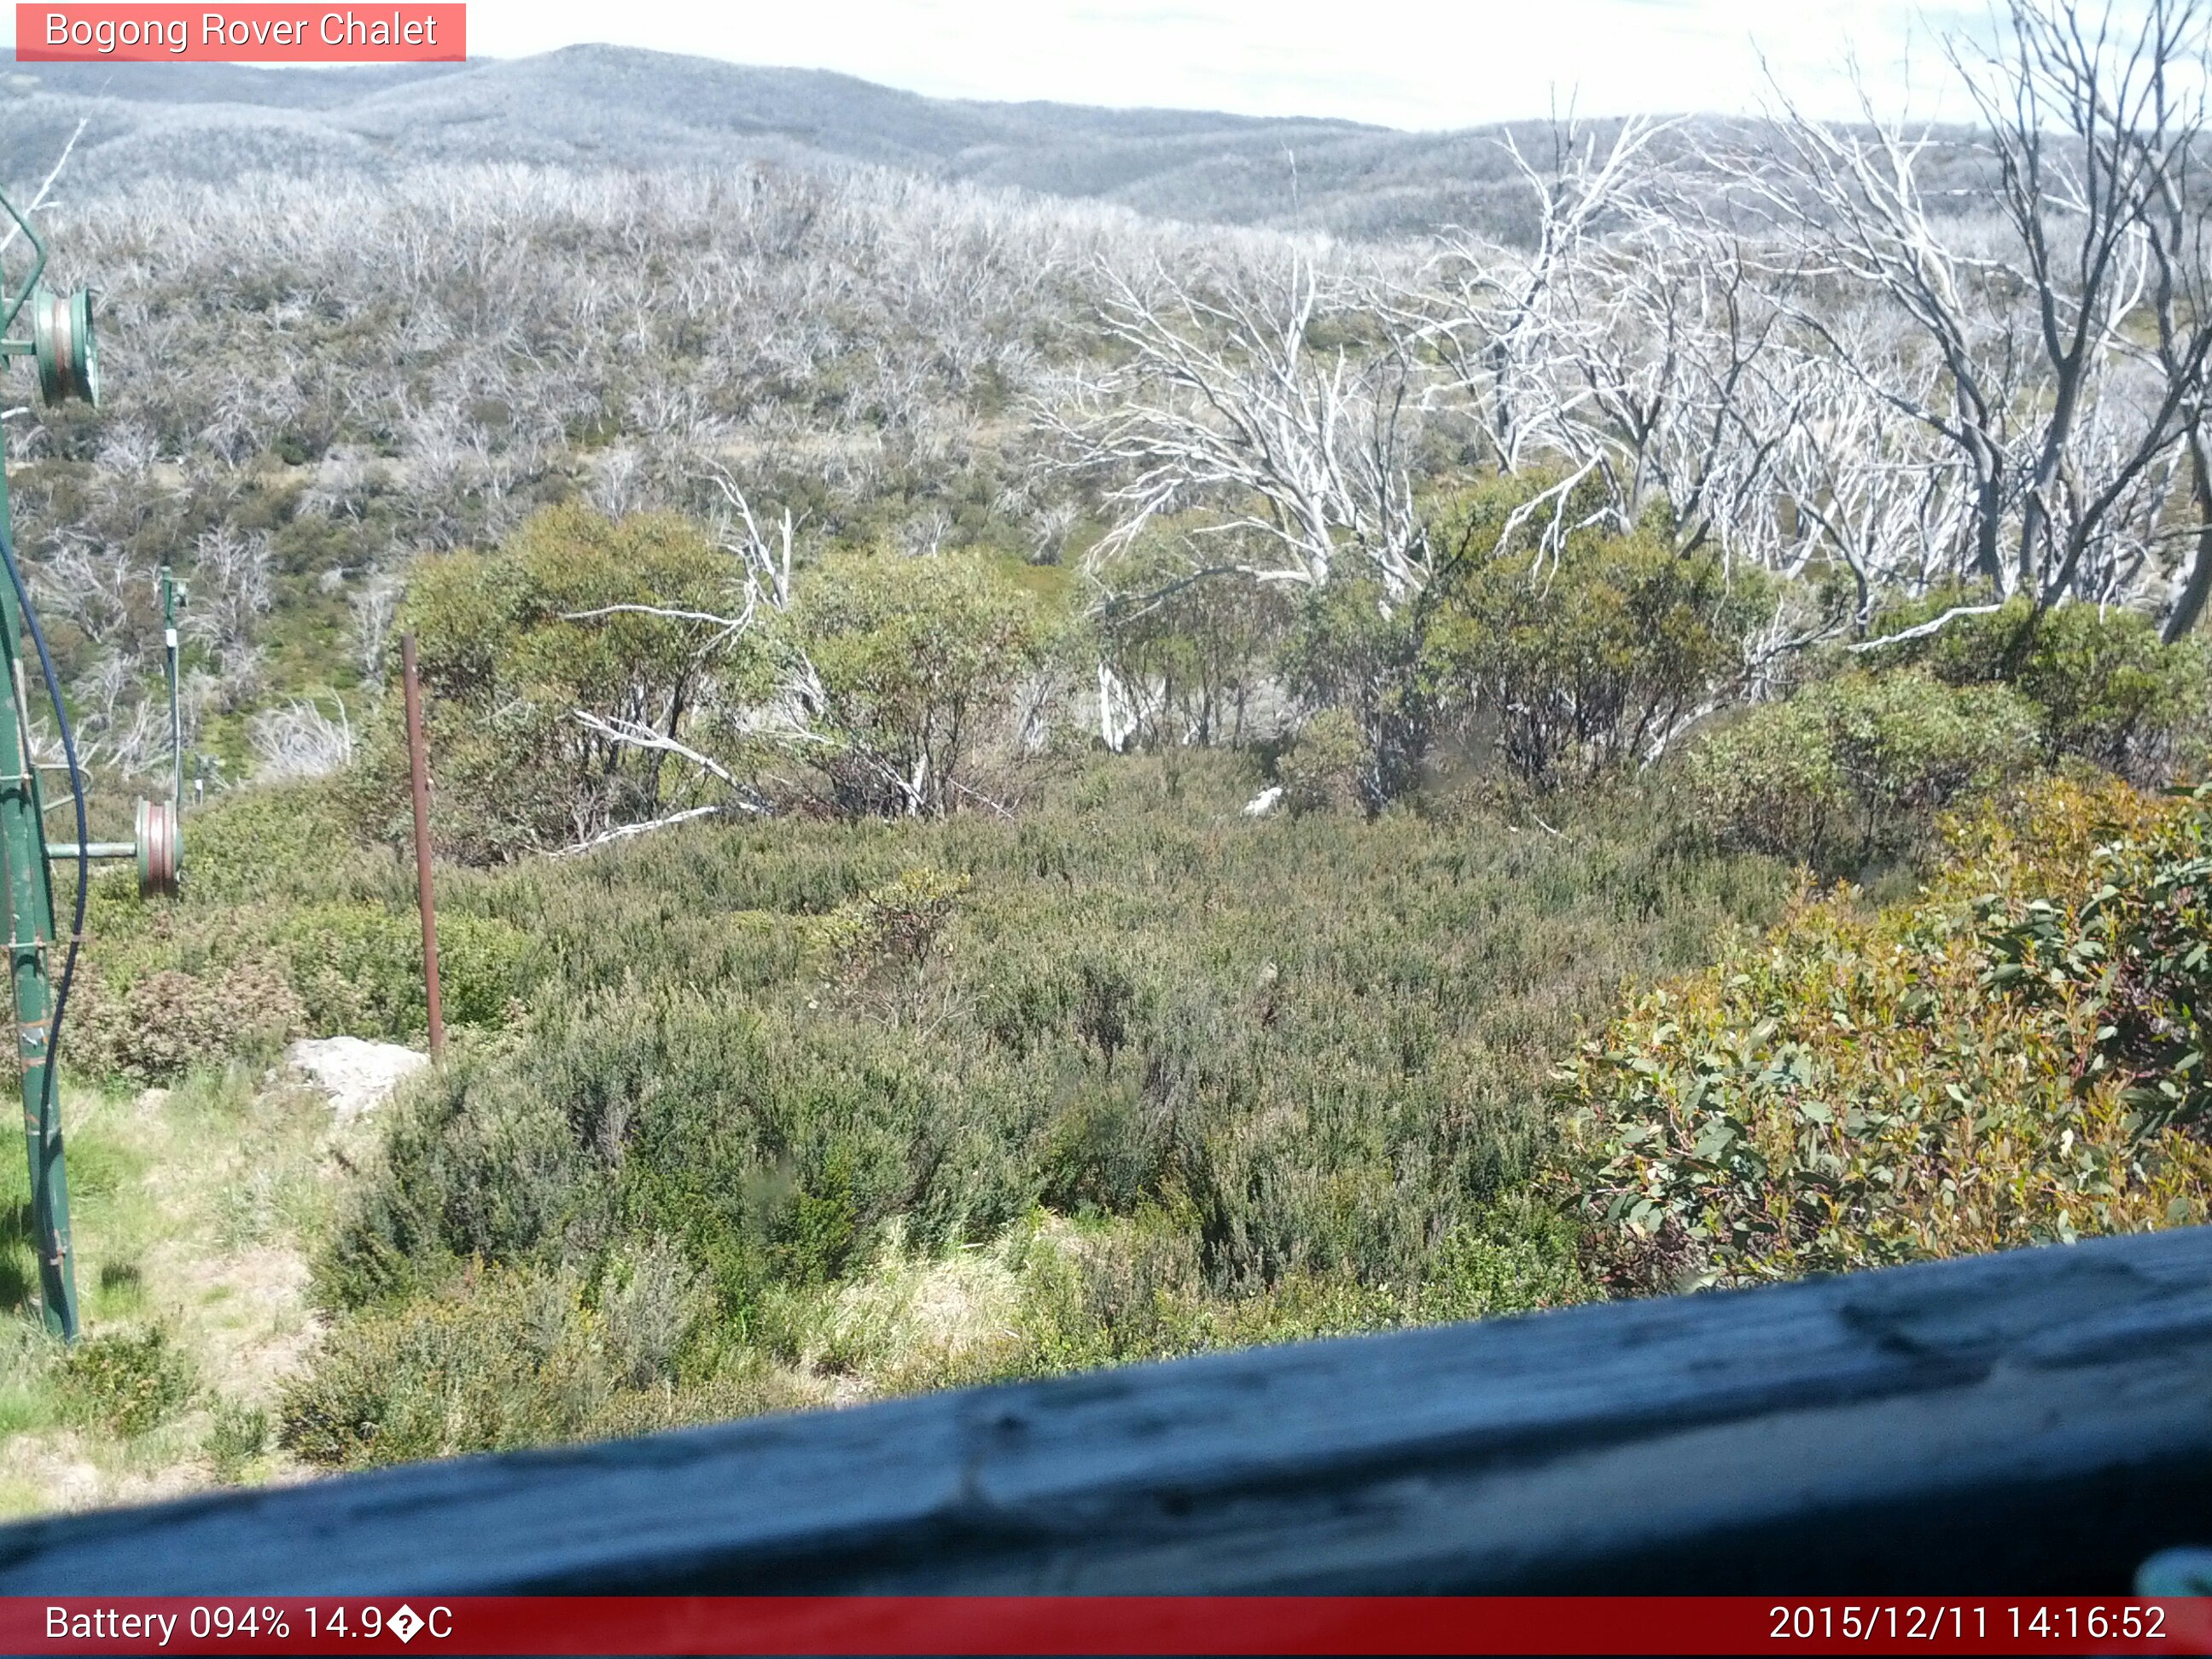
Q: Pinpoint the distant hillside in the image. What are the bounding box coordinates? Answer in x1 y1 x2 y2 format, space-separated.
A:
0 44 1633 239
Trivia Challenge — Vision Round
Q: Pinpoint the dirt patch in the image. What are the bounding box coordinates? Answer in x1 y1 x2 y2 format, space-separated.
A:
159 1242 319 1404
0 1432 102 1513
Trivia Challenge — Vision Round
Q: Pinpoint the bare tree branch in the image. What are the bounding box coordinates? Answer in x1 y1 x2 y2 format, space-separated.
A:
552 804 725 858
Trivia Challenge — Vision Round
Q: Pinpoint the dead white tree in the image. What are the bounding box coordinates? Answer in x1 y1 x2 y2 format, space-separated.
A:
550 804 724 859
1948 0 2212 618
0 118 87 258
1045 255 1431 600
185 523 274 707
1545 206 1809 566
2080 0 2212 637
1411 115 1673 476
1393 117 1831 579
1777 329 1981 629
1737 0 2212 633
249 694 355 782
351 571 402 685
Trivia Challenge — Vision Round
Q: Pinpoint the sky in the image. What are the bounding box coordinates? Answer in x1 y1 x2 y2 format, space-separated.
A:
451 0 1984 129
2 0 1988 129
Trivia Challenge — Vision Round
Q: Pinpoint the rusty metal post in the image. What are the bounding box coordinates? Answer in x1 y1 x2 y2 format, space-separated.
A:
400 632 445 1057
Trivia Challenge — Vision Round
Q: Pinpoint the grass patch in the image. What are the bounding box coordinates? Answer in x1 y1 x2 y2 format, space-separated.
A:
0 1061 350 1512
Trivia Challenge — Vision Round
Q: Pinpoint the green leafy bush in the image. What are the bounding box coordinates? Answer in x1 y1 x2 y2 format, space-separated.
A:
1561 776 2212 1292
1276 708 1369 815
68 959 305 1084
317 1043 591 1309
1980 784 2212 1135
379 505 760 860
597 1239 707 1391
61 777 527 1075
311 755 1786 1342
1876 595 2212 780
203 1401 269 1478
1423 515 1774 789
799 550 1057 816
813 867 969 983
998 1202 1588 1379
281 1265 778 1470
279 1282 572 1468
1278 579 1434 808
277 904 527 1039
1092 538 1293 748
61 1324 197 1435
1683 671 2039 873
178 783 365 907
62 890 520 1078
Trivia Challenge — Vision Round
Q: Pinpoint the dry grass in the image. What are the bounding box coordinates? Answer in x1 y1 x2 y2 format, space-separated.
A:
0 1062 375 1516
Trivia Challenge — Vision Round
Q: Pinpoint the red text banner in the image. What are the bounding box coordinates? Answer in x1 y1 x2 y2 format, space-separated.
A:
15 5 463 61
2 1596 2210 1656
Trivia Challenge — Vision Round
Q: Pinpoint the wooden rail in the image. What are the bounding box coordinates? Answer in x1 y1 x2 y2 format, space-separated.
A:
3 1225 2209 1595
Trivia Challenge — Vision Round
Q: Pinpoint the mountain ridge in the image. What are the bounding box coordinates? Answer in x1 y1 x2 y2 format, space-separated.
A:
0 43 1606 238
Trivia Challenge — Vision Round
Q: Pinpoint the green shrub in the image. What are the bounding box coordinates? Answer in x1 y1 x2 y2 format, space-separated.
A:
813 867 969 983
68 793 521 1066
1407 1207 1591 1324
177 783 366 907
1876 595 2212 780
316 1045 590 1310
279 1285 562 1468
597 1239 705 1391
995 1201 1590 1379
63 895 521 1077
203 1400 269 1478
1278 580 1434 808
1423 513 1775 789
377 505 761 861
67 958 305 1084
315 754 1789 1341
277 903 527 1039
1005 1219 1211 1372
1092 538 1293 748
799 550 1057 816
61 1324 196 1436
1683 671 2039 873
1981 783 2212 1136
1561 776 2212 1291
1276 709 1369 815
282 1264 722 1470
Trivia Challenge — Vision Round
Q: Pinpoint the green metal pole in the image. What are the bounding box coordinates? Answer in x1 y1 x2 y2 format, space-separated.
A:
162 565 180 844
0 463 75 1339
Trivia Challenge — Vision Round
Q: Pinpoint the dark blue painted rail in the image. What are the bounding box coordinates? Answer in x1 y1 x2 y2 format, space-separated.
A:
2 1226 2209 1594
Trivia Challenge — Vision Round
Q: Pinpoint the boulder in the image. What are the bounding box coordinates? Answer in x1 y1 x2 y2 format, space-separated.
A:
283 1037 428 1124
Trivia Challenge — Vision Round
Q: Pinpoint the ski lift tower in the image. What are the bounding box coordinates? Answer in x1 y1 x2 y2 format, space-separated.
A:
0 185 181 1341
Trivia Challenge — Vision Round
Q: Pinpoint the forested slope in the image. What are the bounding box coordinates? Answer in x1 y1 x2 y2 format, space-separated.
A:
3 0 2211 1509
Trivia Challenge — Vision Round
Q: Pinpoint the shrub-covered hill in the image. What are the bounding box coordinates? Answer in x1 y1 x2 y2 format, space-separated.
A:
0 45 1701 242
21 753 2212 1488
11 489 2212 1493
44 753 1787 1467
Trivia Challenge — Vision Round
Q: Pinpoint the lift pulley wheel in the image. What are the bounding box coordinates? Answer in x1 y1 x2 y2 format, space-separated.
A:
134 797 178 899
32 286 98 410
